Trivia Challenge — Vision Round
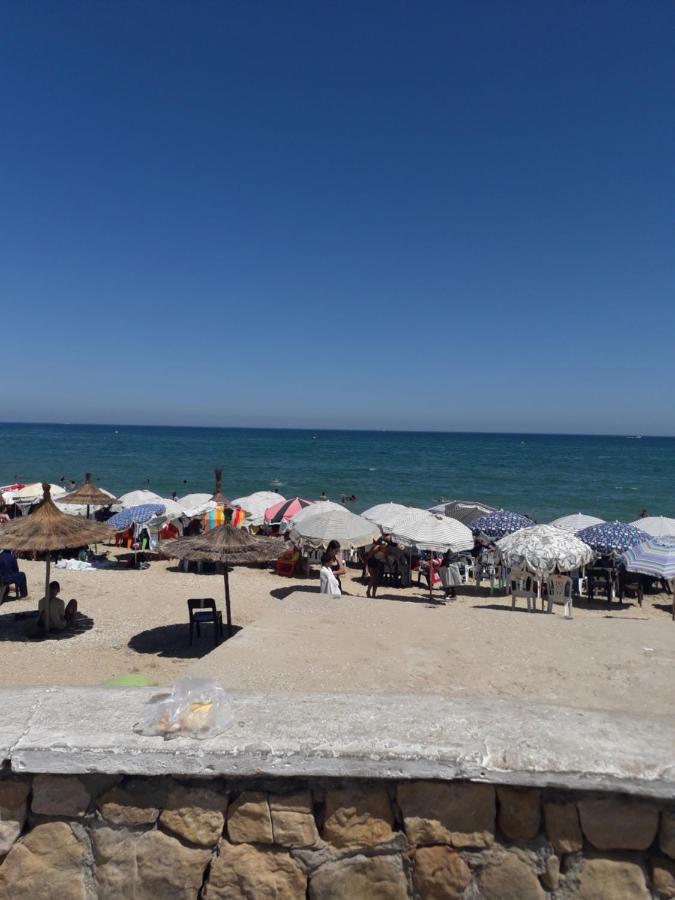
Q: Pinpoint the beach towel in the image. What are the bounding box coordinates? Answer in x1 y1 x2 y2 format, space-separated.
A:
319 565 341 597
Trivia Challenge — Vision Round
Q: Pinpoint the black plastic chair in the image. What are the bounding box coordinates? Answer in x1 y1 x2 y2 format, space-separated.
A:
187 598 224 646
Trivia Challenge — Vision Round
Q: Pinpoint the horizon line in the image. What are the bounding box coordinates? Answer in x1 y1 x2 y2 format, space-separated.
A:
0 421 671 439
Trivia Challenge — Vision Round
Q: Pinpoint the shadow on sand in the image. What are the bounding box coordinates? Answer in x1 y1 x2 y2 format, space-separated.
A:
0 606 94 642
128 622 241 659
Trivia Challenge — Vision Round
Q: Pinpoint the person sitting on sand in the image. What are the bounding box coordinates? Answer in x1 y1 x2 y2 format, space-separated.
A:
38 581 77 632
0 550 28 597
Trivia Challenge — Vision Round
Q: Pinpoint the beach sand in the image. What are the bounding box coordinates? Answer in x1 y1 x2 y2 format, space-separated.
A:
1 552 673 716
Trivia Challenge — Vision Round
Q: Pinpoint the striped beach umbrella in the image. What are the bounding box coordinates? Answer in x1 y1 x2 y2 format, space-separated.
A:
264 497 311 526
107 504 166 532
469 510 535 540
576 521 649 555
390 510 474 553
623 537 675 578
361 502 411 532
623 537 675 580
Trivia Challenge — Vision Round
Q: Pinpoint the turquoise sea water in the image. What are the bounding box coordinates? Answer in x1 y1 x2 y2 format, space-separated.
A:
0 424 674 523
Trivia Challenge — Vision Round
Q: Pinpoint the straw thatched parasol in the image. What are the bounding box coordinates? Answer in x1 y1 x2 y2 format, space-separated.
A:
0 484 113 631
210 467 229 506
58 473 116 518
160 526 282 636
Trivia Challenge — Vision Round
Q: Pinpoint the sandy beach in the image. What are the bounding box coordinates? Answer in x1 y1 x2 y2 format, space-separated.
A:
1 550 673 718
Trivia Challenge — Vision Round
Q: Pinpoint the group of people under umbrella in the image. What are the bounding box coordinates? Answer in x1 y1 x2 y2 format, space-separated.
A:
2 475 673 638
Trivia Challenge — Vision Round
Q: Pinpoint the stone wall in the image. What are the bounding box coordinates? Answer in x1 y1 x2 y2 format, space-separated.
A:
0 773 672 898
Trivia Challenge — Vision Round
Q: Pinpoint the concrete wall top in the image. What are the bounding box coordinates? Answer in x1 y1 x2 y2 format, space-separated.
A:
0 687 673 799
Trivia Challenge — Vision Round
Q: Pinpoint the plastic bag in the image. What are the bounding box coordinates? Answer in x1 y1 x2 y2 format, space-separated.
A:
133 677 233 740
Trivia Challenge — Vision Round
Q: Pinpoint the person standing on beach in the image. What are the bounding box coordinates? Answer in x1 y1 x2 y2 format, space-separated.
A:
438 548 462 601
365 536 392 598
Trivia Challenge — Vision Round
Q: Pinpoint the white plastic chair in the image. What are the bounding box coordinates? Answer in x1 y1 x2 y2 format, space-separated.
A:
478 550 506 595
509 567 535 612
545 575 573 618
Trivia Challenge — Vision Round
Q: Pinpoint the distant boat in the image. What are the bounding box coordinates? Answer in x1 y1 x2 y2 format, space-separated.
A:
626 435 642 440
271 479 283 486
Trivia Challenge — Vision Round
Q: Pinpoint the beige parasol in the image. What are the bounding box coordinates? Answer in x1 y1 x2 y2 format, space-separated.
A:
0 484 113 631
58 473 117 518
160 526 281 636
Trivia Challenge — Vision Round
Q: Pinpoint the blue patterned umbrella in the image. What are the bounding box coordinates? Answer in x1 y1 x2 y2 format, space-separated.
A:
469 510 535 540
623 537 675 579
576 521 649 555
107 504 166 532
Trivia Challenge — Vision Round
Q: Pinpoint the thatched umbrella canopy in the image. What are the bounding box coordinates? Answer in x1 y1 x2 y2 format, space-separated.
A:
210 467 229 506
58 473 116 518
160 526 282 636
0 484 113 631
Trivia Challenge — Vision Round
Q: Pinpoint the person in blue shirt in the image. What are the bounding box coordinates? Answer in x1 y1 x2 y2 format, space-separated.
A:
0 550 28 598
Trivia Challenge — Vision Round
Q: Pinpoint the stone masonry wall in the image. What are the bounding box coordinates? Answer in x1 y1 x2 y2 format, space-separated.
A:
0 772 672 898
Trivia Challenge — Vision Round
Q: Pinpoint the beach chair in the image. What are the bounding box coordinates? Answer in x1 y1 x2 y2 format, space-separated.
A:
545 575 573 618
509 568 535 612
187 598 224 646
477 550 505 595
617 571 643 607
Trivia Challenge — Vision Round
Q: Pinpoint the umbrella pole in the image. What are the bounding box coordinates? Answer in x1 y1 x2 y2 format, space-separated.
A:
44 555 51 633
86 504 90 520
223 567 233 637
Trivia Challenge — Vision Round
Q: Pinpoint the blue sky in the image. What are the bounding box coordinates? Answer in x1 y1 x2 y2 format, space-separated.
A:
2 1 674 434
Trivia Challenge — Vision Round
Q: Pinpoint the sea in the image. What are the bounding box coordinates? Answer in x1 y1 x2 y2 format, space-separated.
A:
1 423 674 523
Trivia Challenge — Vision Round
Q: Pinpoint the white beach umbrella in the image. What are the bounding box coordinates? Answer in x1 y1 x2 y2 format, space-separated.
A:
281 500 343 533
628 516 675 538
497 524 594 576
230 491 286 526
549 513 605 533
290 508 380 549
177 493 214 517
390 510 474 553
361 502 411 533
115 489 166 510
7 483 66 505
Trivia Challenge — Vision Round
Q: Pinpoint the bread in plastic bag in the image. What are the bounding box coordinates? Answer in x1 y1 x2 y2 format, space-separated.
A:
133 677 233 740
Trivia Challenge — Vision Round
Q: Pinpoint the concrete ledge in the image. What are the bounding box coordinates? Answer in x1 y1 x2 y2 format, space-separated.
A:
2 688 673 798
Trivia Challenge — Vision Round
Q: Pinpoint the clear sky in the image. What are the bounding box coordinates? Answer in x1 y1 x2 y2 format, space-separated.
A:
2 1 674 434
